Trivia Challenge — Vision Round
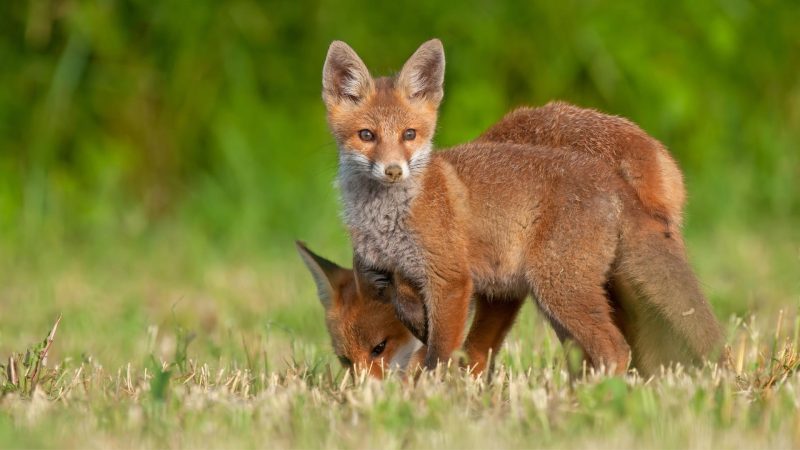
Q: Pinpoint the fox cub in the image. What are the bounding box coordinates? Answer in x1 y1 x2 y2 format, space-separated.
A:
307 39 722 376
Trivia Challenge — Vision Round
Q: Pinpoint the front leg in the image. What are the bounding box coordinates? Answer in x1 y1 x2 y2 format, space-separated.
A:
403 160 473 371
422 274 473 371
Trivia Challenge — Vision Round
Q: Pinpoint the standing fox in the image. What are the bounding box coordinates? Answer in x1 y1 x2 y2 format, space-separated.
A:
308 38 722 376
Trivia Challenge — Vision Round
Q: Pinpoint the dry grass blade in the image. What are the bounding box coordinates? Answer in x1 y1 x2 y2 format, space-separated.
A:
7 355 19 386
28 314 63 391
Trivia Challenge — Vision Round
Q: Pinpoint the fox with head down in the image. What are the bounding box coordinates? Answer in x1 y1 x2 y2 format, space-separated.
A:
298 39 722 379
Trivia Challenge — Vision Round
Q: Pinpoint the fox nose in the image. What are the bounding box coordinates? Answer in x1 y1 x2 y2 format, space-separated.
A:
384 164 403 181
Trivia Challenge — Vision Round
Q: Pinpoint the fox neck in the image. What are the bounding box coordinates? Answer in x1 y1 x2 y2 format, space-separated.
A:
336 149 430 280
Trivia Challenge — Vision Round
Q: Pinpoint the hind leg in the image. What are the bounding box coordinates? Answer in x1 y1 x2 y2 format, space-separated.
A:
463 294 525 375
534 283 630 374
527 211 631 374
546 314 591 375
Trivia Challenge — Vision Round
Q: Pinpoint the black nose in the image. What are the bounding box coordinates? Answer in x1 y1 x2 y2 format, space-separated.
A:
384 164 403 181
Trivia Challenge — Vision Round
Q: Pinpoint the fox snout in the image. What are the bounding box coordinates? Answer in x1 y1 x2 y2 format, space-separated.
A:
371 160 409 183
384 164 403 182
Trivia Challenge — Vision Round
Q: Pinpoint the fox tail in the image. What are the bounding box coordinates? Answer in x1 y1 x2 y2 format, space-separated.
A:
612 217 724 375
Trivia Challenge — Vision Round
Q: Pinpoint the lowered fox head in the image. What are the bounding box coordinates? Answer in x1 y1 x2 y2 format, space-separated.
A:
296 241 423 378
322 39 445 184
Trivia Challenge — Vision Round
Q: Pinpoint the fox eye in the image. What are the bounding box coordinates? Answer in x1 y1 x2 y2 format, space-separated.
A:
403 129 416 141
371 339 387 358
338 355 353 367
358 129 375 142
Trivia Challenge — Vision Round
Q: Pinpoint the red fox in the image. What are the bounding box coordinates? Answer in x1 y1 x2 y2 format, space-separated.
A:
311 39 722 376
296 241 424 379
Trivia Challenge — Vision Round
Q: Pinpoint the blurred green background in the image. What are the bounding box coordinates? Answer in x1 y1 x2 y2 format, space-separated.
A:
1 1 798 366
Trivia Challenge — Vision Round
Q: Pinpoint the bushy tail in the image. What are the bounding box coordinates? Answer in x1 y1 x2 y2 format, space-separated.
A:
612 218 723 375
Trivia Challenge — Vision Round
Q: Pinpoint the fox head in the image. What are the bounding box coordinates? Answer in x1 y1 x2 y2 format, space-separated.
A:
296 242 423 378
322 39 445 184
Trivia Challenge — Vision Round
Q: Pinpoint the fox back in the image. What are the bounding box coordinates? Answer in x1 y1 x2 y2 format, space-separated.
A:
479 102 686 235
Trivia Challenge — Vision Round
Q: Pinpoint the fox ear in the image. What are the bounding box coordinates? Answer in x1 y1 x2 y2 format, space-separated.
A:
322 41 374 107
397 39 445 106
296 241 349 310
352 254 394 304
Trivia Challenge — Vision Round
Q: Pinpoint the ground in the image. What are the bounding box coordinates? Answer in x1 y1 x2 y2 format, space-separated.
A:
1 223 798 449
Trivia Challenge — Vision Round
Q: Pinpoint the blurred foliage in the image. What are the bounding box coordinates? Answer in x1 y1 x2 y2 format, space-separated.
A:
0 0 798 259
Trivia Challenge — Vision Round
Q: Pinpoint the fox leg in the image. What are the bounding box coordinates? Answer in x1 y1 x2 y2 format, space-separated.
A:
462 295 525 375
421 275 474 371
534 283 630 374
527 216 631 374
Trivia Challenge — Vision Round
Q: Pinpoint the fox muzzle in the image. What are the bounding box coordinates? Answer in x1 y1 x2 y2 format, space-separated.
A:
384 164 403 182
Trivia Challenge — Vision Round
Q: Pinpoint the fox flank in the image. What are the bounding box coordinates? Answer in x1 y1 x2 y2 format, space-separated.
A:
319 39 723 376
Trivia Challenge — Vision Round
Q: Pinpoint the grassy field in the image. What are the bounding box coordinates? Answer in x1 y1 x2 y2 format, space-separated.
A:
1 220 799 449
2 1 800 448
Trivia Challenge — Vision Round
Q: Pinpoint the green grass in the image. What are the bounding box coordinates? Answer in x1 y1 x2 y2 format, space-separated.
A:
1 221 799 449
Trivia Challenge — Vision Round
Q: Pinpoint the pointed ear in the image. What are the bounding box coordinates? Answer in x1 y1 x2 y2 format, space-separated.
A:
397 39 445 106
296 241 349 310
352 254 393 304
322 41 374 107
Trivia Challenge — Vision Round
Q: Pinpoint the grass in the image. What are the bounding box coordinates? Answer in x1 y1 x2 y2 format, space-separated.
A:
1 314 799 449
0 218 798 448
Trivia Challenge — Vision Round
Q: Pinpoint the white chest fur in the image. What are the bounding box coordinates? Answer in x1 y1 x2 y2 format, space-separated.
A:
338 174 427 283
